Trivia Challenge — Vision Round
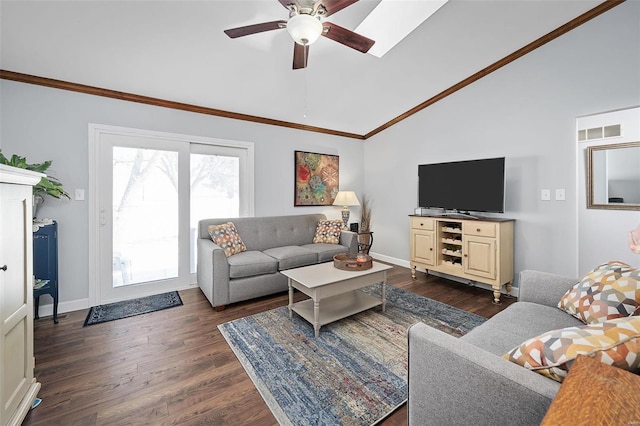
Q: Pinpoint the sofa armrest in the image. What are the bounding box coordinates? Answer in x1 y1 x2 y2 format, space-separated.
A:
196 238 231 308
340 230 358 253
408 322 560 426
518 270 578 307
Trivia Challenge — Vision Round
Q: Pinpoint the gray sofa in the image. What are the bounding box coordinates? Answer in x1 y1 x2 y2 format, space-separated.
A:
197 213 357 310
408 270 582 425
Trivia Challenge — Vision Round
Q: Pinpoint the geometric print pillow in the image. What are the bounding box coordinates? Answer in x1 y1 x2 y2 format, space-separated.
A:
312 220 343 244
208 222 247 257
502 315 640 383
558 261 640 324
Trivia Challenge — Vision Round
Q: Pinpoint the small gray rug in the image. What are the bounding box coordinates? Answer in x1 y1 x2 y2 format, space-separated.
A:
83 291 183 326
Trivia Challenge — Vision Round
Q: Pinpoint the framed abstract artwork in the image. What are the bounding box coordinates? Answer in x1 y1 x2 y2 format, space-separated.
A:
294 150 339 206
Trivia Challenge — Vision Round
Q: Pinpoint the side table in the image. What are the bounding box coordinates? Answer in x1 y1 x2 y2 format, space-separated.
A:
33 220 59 323
541 354 640 425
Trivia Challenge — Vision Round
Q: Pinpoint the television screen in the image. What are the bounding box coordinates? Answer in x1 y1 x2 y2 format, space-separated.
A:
418 157 505 213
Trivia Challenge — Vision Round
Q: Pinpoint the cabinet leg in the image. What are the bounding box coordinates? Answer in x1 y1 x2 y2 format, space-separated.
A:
411 266 416 280
505 282 512 297
492 289 502 305
53 294 59 324
34 296 40 320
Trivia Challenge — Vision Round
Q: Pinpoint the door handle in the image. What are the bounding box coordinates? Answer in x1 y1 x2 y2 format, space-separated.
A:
0 265 7 271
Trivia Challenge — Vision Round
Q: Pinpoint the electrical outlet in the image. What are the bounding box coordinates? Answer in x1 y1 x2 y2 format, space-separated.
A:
555 189 566 201
541 189 551 201
75 189 85 201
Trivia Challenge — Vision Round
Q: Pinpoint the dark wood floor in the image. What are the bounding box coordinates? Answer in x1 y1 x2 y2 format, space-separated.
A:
24 264 515 425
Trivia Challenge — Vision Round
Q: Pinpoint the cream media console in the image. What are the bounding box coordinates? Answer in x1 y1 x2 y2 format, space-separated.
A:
409 215 514 304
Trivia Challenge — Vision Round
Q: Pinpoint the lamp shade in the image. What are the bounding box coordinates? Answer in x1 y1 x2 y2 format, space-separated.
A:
287 14 323 45
333 191 360 206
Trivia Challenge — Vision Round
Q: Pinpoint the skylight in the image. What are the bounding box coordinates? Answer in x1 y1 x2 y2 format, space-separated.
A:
355 0 449 58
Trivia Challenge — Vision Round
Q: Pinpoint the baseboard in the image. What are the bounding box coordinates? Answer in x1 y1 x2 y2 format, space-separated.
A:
369 251 409 268
369 251 519 298
34 283 199 318
35 298 89 318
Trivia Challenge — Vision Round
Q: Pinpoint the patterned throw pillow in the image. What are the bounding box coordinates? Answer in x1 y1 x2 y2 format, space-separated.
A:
208 222 247 257
312 220 343 244
503 316 640 382
558 261 640 324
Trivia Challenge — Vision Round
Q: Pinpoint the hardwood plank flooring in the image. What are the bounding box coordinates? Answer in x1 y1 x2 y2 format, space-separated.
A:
24 264 515 425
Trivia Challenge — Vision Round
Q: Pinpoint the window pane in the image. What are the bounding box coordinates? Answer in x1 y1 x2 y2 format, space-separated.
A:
112 147 179 286
190 153 240 273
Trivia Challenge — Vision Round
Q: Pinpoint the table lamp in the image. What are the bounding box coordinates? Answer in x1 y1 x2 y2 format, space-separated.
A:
629 224 640 254
333 191 360 230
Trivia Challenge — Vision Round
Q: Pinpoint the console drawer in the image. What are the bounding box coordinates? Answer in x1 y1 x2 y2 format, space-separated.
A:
464 222 496 238
411 217 434 231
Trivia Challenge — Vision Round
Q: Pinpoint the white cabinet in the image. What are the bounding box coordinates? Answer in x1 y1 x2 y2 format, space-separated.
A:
409 216 514 304
0 165 43 426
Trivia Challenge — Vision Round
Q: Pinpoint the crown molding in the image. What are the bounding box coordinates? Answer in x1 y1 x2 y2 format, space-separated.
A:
0 0 624 141
0 69 366 140
363 0 625 139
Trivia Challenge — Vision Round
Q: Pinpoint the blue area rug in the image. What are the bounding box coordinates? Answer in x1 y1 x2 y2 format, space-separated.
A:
83 291 183 326
219 284 485 425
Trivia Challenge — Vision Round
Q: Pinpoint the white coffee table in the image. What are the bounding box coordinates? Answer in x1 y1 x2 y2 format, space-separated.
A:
282 261 393 337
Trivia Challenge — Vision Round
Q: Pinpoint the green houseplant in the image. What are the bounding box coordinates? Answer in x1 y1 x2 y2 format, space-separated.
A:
0 150 70 216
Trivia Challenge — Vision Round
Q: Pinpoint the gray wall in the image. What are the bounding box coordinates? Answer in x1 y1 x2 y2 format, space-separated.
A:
0 81 365 310
2 2 639 311
364 2 640 280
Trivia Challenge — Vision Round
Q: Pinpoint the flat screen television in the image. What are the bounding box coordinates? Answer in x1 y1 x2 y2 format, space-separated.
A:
418 157 505 213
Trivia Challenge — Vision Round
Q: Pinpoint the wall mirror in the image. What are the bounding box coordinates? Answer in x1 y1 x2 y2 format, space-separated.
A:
587 141 640 210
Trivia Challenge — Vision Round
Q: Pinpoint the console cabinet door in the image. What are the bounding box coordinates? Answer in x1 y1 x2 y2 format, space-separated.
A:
463 236 496 280
411 230 435 266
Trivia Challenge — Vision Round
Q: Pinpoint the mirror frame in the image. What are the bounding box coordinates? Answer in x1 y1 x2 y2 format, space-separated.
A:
587 141 640 211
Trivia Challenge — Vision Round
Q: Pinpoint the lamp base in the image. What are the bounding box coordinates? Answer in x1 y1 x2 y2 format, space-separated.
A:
341 209 350 230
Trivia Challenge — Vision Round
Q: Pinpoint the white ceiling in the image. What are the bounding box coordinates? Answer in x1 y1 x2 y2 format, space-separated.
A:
0 0 606 136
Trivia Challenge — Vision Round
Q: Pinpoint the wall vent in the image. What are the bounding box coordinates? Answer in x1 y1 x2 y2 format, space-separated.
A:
577 124 622 141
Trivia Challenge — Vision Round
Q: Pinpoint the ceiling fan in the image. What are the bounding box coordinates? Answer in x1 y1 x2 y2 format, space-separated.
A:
224 0 375 69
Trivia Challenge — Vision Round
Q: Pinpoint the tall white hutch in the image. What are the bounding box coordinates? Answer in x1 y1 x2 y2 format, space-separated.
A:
0 164 43 425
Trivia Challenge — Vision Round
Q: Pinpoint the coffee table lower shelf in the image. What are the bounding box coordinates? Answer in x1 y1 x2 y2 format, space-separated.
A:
292 290 382 331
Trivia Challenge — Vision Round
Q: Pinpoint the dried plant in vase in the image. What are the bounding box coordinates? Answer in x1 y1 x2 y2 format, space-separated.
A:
359 194 372 232
358 195 373 253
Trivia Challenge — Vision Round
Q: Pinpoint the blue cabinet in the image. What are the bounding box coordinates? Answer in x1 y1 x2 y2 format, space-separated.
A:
33 221 58 323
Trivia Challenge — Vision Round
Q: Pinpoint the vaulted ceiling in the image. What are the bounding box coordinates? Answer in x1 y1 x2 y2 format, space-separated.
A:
0 0 617 138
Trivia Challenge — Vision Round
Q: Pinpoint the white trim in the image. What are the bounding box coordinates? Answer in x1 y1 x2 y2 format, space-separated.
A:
87 123 254 307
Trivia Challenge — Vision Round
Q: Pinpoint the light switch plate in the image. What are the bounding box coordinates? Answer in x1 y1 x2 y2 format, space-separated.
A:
555 189 566 201
541 189 551 201
75 189 85 201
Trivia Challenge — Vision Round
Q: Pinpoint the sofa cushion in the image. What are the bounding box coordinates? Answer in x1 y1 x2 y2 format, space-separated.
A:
208 222 247 257
312 219 343 244
461 302 584 356
263 246 318 270
558 261 640 324
301 243 349 262
503 315 640 383
227 251 278 279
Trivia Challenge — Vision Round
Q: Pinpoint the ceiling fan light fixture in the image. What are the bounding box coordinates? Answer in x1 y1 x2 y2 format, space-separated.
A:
287 13 323 45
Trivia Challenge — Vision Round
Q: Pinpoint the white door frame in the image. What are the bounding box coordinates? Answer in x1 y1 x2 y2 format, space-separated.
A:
88 124 254 306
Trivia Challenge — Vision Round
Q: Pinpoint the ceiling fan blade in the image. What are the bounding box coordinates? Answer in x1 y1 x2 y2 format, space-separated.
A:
322 22 374 53
278 0 295 9
293 43 309 69
224 20 287 38
320 0 359 17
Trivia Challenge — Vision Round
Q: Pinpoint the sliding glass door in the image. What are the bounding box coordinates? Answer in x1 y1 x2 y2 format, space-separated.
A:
90 125 253 305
